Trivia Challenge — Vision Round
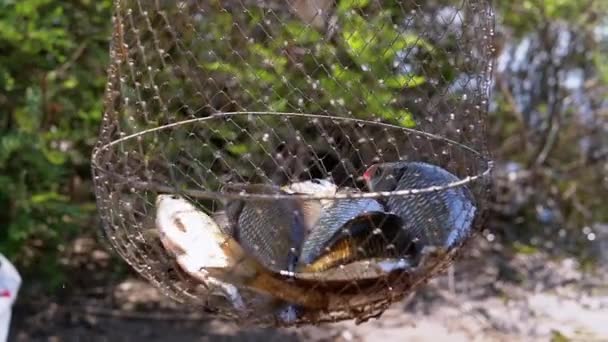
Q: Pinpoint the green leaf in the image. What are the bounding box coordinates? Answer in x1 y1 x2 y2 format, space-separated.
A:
338 0 370 11
331 64 363 85
250 44 288 74
396 110 416 128
285 21 322 44
341 14 370 62
43 148 67 165
63 76 78 89
203 61 239 74
14 87 43 133
253 69 278 84
0 69 16 91
226 143 249 155
384 74 426 89
270 98 288 112
513 242 538 255
0 133 24 164
30 192 69 204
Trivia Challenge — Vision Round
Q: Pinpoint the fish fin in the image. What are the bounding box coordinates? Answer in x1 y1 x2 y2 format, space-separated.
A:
212 210 233 236
223 200 245 238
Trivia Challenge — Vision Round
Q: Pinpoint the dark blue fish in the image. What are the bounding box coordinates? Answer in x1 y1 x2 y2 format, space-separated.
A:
363 162 477 249
223 184 305 273
297 194 385 266
297 212 416 273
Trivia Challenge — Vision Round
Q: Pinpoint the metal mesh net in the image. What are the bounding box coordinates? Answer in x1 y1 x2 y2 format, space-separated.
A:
92 0 494 326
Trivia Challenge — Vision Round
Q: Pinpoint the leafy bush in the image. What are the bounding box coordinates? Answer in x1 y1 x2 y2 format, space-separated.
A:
0 0 112 284
0 0 606 289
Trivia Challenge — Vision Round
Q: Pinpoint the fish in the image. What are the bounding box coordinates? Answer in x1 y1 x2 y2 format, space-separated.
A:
297 212 416 273
293 257 415 282
155 194 245 310
222 183 306 273
297 190 386 266
281 179 338 196
155 192 432 315
363 162 477 249
280 178 338 236
281 181 418 275
155 194 328 310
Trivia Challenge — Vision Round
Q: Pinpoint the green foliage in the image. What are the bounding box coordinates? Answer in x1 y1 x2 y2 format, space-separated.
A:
198 5 421 127
0 0 605 289
490 0 608 262
495 0 608 36
0 0 111 282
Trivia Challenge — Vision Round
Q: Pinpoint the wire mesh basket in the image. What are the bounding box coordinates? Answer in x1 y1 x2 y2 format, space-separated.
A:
92 0 495 326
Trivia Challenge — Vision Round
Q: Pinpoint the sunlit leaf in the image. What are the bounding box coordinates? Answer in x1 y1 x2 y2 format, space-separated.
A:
31 192 69 204
227 143 249 155
285 21 322 44
338 0 370 11
384 74 426 89
43 148 67 165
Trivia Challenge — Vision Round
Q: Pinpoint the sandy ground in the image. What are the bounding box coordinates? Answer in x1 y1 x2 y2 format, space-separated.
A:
9 237 608 341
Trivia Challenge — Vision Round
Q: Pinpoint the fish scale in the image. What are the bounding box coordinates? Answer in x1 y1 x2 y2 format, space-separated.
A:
298 212 415 273
236 199 304 272
298 196 385 265
381 162 477 248
222 184 306 274
283 180 418 276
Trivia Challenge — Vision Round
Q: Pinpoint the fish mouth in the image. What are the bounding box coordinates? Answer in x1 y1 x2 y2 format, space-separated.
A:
156 194 182 205
362 164 378 183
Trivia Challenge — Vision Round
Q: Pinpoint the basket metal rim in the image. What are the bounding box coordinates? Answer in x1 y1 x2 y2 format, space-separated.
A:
91 111 493 200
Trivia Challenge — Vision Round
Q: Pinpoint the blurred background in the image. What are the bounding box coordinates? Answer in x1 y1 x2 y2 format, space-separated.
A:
1 0 607 341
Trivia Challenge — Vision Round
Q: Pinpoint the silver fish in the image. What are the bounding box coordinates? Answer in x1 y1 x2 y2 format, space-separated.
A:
155 194 245 310
156 195 332 310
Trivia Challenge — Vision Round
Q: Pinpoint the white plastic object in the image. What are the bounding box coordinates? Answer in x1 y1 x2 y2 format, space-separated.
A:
0 254 21 342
